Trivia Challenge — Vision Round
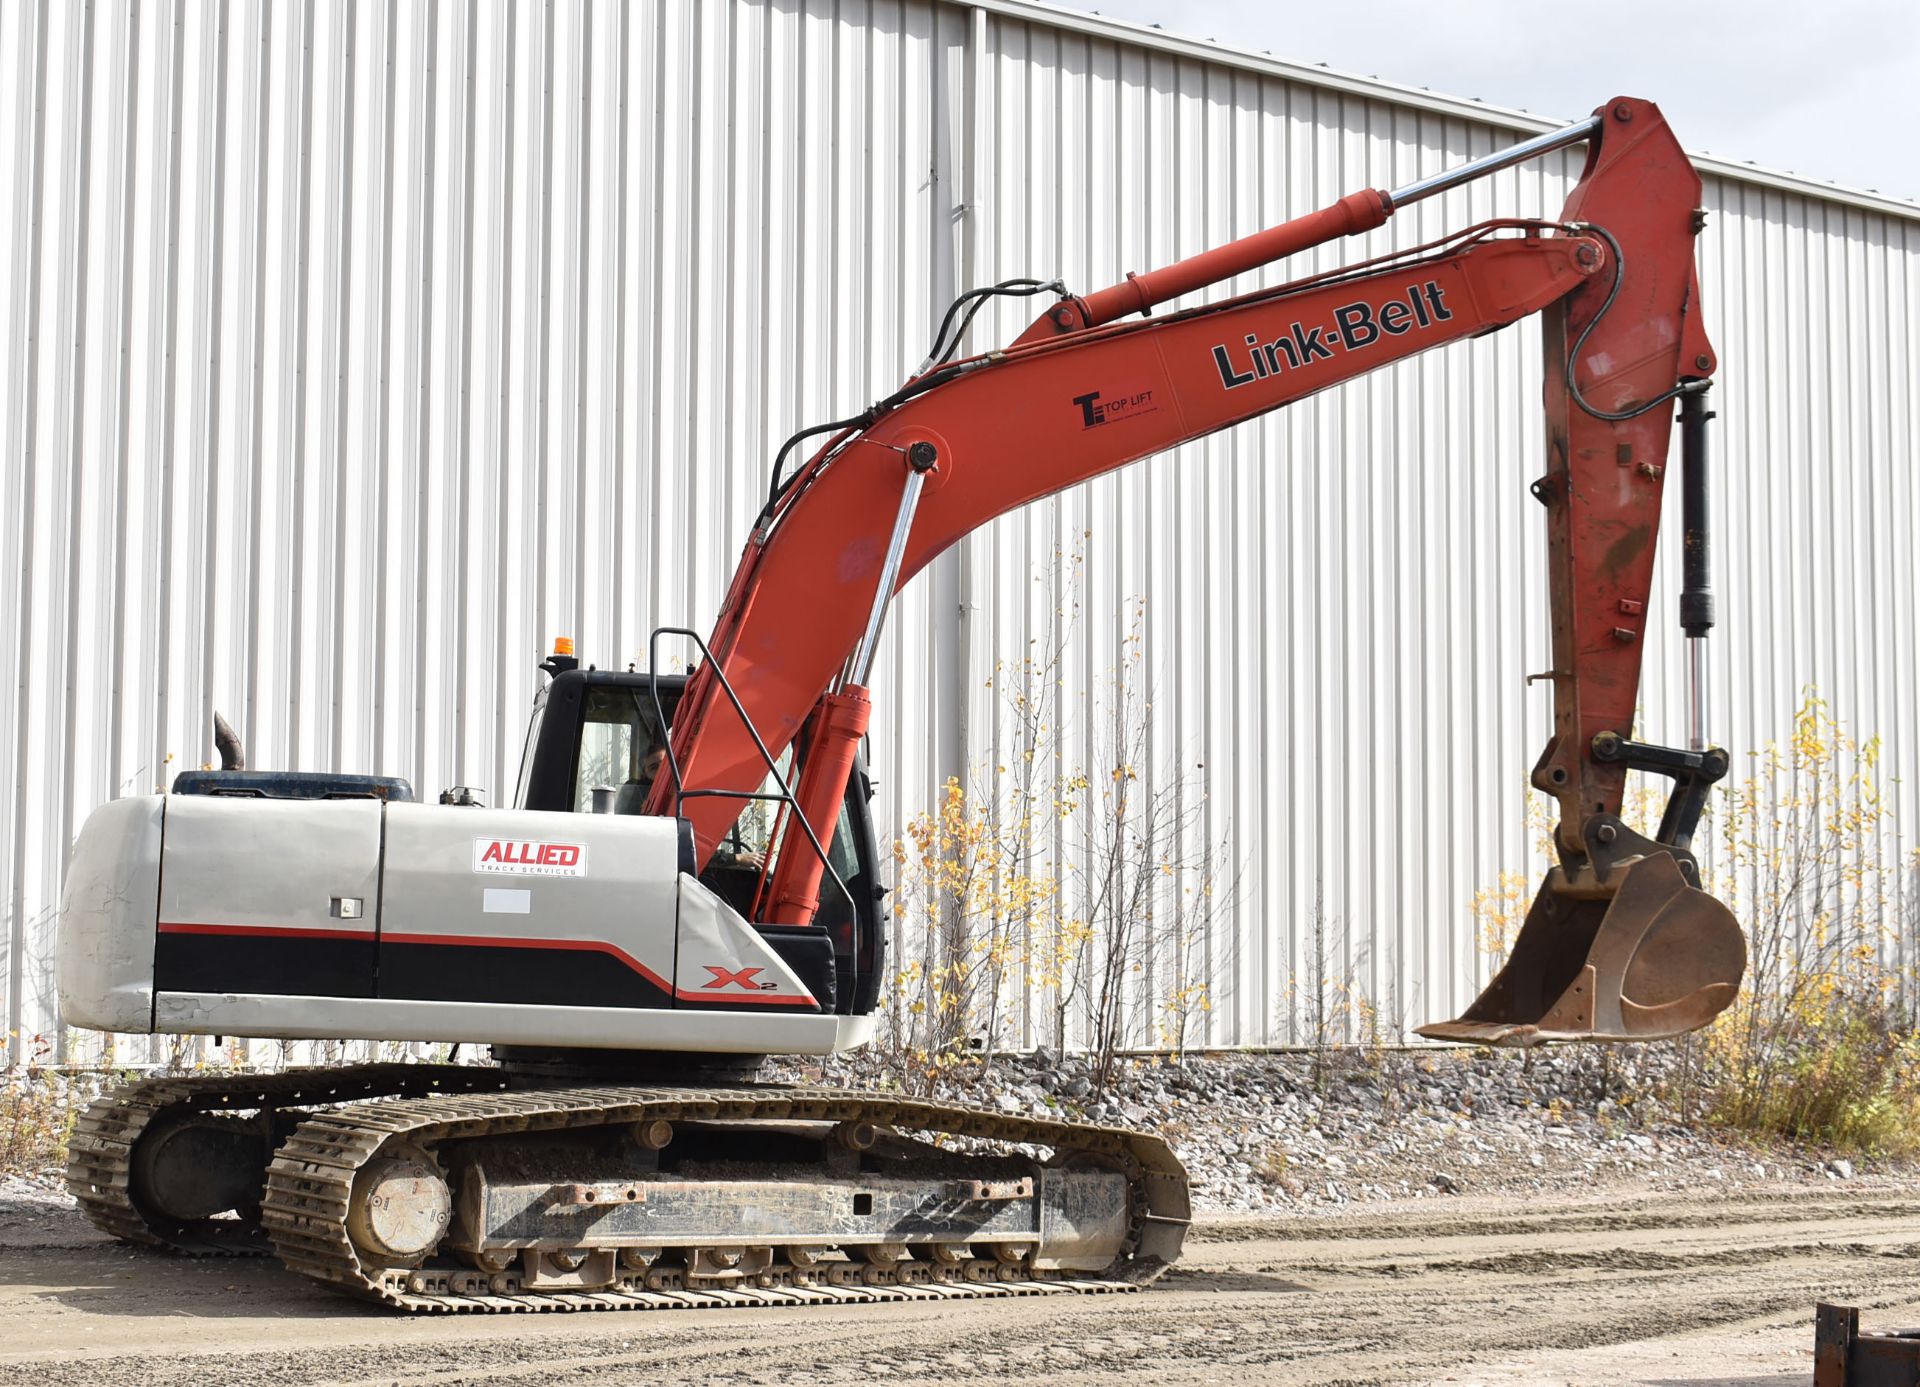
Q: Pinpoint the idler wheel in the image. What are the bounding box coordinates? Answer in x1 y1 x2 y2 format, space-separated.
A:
345 1151 452 1263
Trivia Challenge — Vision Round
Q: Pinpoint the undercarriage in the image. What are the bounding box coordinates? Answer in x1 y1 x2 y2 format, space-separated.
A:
67 1063 1191 1312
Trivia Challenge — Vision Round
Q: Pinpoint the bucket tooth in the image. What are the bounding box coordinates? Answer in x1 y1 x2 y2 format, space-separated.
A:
1419 850 1744 1047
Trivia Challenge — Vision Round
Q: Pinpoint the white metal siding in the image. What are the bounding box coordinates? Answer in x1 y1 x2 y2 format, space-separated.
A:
3 0 1916 1060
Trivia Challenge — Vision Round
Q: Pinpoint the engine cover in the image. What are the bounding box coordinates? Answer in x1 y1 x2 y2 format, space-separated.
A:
57 796 876 1056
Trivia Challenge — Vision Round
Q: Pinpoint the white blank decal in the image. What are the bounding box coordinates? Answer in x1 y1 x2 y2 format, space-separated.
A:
483 888 532 915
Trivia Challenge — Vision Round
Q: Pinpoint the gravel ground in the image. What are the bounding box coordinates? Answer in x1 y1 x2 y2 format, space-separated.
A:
6 1185 1920 1385
0 1172 74 1249
784 1044 1908 1213
2 1049 1914 1385
5 1043 1901 1220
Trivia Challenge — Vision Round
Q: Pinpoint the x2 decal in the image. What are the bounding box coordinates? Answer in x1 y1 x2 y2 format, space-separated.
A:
701 965 774 991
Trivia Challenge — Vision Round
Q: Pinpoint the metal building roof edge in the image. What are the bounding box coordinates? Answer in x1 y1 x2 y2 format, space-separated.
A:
965 0 1920 225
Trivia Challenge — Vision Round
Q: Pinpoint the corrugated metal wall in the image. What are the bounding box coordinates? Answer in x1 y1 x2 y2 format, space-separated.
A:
4 0 1916 1062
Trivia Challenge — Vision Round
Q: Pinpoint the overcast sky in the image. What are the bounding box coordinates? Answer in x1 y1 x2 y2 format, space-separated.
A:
1060 0 1920 204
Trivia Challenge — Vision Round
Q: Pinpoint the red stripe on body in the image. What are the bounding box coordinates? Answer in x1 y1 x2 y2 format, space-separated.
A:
158 921 371 943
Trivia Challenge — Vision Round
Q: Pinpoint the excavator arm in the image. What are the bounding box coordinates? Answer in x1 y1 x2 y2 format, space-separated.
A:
653 97 1745 1046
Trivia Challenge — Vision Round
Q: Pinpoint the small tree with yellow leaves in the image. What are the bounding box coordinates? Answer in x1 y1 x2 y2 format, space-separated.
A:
1699 691 1917 1148
888 777 1055 1066
887 541 1233 1087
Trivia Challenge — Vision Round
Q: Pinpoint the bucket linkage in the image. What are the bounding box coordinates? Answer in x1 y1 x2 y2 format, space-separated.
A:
1420 733 1745 1047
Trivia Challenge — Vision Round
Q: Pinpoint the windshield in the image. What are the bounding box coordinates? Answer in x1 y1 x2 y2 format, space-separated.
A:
570 685 672 814
511 688 546 809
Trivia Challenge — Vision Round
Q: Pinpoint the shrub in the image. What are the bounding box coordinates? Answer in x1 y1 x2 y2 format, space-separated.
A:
0 1056 93 1176
1469 690 1919 1155
1696 692 1917 1152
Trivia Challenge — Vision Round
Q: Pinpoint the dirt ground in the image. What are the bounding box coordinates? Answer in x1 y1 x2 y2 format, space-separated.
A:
3 1183 1919 1386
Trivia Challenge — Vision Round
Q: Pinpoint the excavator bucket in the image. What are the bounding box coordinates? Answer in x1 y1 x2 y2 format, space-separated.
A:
1418 851 1745 1047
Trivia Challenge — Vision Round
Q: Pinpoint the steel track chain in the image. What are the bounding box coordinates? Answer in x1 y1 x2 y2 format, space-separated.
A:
65 1064 510 1255
260 1081 1191 1313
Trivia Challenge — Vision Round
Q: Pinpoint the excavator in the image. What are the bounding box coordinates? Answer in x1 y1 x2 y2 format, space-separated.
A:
55 96 1746 1312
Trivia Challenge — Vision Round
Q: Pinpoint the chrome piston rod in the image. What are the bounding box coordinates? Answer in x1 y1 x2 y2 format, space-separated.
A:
845 441 940 689
1687 636 1710 754
1386 114 1604 210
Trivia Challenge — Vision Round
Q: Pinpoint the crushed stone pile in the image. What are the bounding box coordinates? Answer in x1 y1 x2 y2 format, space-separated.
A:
2 1046 1898 1232
782 1045 1899 1213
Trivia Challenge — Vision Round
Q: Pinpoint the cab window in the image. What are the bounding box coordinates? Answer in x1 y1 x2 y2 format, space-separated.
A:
697 752 861 925
570 686 669 814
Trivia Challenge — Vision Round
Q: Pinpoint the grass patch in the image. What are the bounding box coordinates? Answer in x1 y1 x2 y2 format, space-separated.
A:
0 1067 95 1177
1253 1148 1292 1185
1699 988 1920 1156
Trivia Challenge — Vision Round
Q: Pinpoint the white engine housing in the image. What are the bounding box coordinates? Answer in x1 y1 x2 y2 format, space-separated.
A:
57 794 875 1055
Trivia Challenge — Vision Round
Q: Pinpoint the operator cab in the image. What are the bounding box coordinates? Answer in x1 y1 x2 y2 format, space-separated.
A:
511 658 885 1018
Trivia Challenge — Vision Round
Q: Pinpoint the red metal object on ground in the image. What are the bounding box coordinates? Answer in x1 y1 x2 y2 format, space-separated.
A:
1816 1303 1920 1387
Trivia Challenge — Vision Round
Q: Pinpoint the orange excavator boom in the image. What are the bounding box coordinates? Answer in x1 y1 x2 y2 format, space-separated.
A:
651 97 1746 1046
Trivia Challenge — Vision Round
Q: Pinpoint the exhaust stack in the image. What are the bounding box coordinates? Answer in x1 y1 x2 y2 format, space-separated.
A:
213 712 245 771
